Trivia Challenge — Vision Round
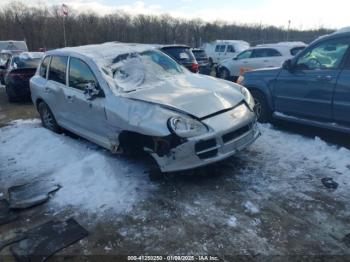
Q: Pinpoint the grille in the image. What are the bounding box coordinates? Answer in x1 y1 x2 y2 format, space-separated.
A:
222 125 251 144
195 139 218 159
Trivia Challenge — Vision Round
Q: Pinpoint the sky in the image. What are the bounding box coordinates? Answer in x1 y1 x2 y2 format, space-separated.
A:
0 0 347 29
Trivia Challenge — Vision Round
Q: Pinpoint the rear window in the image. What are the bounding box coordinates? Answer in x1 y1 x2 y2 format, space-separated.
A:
290 46 305 56
48 56 68 85
161 47 195 63
11 57 41 69
192 50 208 60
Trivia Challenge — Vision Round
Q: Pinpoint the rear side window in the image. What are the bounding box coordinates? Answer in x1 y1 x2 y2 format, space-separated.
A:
252 48 281 58
48 56 68 85
69 57 97 91
39 56 50 78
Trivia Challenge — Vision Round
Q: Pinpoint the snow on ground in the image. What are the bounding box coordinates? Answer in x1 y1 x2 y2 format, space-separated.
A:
0 119 154 217
1 119 350 254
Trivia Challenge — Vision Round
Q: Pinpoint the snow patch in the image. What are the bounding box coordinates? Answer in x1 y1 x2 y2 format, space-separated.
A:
244 201 260 214
228 216 237 227
0 120 154 217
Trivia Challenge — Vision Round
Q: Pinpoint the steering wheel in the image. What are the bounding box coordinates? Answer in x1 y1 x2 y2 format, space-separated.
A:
308 58 323 69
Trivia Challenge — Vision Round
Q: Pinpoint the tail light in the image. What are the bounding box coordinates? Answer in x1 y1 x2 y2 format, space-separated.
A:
191 63 199 73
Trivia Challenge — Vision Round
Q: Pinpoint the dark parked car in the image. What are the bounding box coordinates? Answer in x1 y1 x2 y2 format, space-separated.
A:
4 52 43 102
160 45 199 73
0 50 23 85
240 29 350 134
191 48 211 75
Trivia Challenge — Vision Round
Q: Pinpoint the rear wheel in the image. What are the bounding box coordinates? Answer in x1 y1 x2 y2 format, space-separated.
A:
5 86 16 103
250 90 271 123
38 102 61 133
219 67 230 80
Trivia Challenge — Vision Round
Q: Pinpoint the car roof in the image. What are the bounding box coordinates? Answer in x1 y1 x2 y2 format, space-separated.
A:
191 48 205 52
0 49 23 54
12 52 44 59
46 42 156 65
246 45 302 55
160 45 190 49
310 29 350 46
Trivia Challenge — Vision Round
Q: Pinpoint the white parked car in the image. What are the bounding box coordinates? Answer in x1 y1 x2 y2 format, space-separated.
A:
202 40 250 66
217 43 306 81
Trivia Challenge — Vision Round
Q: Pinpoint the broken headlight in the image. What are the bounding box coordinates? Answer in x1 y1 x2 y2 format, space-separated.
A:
168 116 208 138
241 86 255 111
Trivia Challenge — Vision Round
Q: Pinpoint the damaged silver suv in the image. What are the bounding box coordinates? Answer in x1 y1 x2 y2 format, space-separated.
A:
30 43 259 172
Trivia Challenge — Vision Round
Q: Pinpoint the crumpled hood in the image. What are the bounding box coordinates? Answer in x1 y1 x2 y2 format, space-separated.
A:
123 73 245 119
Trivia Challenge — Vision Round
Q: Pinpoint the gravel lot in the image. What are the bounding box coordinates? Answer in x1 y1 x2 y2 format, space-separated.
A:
0 86 350 261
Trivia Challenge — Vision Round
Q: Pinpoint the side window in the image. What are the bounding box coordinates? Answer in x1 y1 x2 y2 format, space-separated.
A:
290 46 305 56
69 57 98 91
220 45 226 52
215 45 220 52
48 56 68 85
251 48 281 58
266 48 282 57
227 45 236 53
296 38 350 70
236 50 253 60
39 56 50 78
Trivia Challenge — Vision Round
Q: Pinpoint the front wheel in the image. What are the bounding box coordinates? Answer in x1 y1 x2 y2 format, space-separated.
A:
250 90 271 123
219 68 230 80
38 102 61 133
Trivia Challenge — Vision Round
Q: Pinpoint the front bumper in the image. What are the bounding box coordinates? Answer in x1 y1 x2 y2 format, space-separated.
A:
151 104 260 172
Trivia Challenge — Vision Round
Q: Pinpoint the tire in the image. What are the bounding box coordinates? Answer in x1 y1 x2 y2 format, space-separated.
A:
38 102 61 133
219 67 230 80
5 86 16 103
208 58 214 68
250 90 271 123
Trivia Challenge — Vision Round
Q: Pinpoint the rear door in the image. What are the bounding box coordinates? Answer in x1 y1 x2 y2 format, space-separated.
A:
64 57 108 144
250 48 281 69
332 51 350 126
274 37 350 121
46 55 68 123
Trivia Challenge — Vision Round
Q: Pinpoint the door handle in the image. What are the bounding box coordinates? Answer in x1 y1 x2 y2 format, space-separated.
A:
44 87 51 93
316 75 333 81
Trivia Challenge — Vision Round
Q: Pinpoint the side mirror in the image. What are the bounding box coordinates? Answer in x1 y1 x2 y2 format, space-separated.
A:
282 59 293 71
83 82 104 100
233 57 238 60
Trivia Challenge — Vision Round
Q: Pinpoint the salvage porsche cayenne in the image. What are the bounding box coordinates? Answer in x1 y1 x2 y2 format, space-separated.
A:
30 43 259 172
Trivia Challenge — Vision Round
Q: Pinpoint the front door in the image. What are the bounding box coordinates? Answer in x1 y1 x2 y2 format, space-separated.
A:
273 37 350 121
63 57 109 146
333 55 350 126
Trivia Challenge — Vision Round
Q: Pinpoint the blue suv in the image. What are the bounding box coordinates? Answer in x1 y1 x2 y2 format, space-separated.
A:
241 30 350 134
